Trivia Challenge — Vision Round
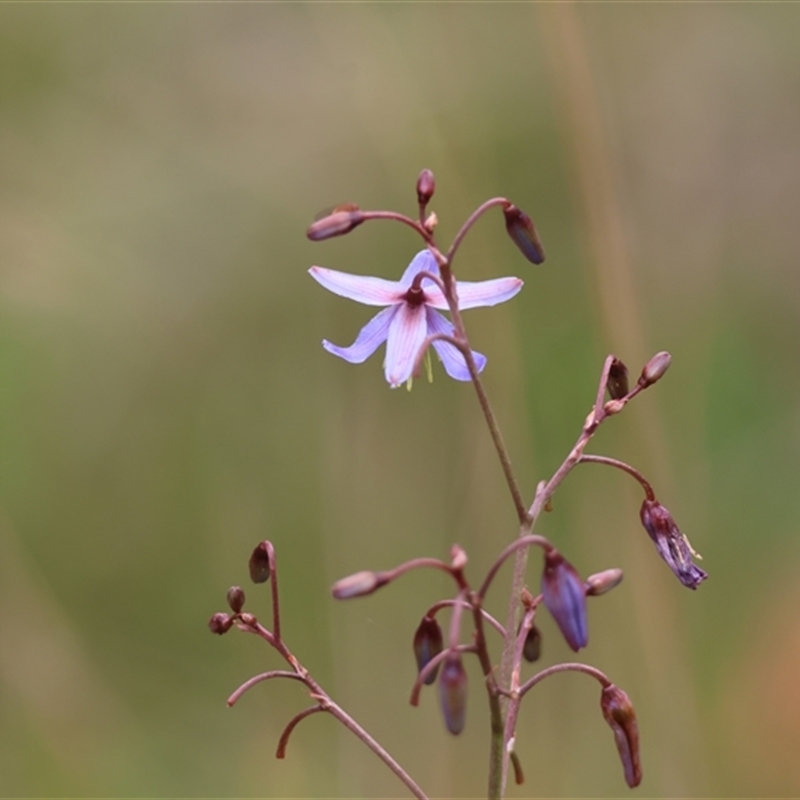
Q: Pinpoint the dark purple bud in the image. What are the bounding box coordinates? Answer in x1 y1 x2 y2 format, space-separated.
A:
438 654 468 735
503 204 545 265
638 351 671 388
416 169 435 205
522 624 542 663
306 205 365 241
248 541 272 584
413 615 444 684
330 570 389 599
226 586 245 613
607 357 629 400
585 568 624 596
541 549 588 651
208 612 233 635
640 499 708 589
600 684 642 788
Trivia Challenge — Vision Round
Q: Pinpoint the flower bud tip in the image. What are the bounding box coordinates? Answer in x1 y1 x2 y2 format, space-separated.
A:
504 205 545 265
331 570 387 599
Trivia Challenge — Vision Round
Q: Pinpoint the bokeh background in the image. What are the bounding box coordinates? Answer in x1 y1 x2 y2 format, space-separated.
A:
2 3 800 798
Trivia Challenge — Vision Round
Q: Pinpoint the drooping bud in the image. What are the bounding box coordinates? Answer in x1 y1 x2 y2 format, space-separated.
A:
438 654 468 735
208 612 233 635
330 570 389 600
226 586 246 613
306 205 365 241
416 169 435 206
600 684 642 788
541 549 588 651
606 357 629 400
522 624 542 663
248 541 272 584
638 351 672 388
640 499 708 589
585 568 624 596
503 204 545 265
413 615 444 684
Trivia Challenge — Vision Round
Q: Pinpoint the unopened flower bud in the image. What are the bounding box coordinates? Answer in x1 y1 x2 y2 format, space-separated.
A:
450 544 468 571
306 205 365 241
600 684 642 788
585 568 624 596
226 586 246 613
607 357 629 400
208 612 233 635
640 499 707 589
413 615 444 684
522 624 542 663
416 169 435 205
248 541 272 584
638 351 671 388
541 549 588 651
503 205 545 265
439 654 468 735
423 211 438 233
331 570 388 599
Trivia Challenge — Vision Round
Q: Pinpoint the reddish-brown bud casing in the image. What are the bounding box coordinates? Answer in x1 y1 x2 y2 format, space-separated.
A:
600 684 642 788
416 169 435 205
438 654 468 735
413 615 444 684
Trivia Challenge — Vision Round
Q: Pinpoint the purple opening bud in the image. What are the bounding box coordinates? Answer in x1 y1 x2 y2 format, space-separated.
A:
640 499 708 589
306 206 365 241
503 205 545 265
541 549 588 651
600 684 642 788
226 586 245 614
416 169 435 206
585 568 624 596
638 351 671 388
438 654 468 735
607 357 629 400
208 612 233 635
330 570 388 600
522 624 542 663
413 615 444 684
248 542 272 584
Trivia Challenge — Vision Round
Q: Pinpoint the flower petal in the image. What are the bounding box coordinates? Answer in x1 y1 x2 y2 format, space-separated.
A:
454 276 524 309
309 266 402 307
322 305 397 364
399 250 441 288
384 302 429 387
426 309 487 381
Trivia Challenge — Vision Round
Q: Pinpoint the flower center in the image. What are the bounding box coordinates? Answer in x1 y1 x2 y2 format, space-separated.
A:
403 286 426 308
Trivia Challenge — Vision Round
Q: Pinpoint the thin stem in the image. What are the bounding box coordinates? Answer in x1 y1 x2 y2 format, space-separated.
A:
276 705 325 758
359 210 434 245
446 197 512 263
409 644 477 706
477 534 552 600
578 453 655 500
427 598 506 638
519 661 611 698
265 541 281 643
226 670 306 707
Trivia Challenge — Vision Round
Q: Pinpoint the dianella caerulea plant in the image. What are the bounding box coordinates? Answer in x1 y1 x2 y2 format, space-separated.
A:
209 169 708 799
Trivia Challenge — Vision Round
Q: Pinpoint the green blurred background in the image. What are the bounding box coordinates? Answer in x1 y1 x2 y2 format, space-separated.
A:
2 3 799 797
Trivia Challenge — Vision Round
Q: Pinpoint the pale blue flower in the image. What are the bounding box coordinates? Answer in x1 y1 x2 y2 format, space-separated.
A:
309 250 523 387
